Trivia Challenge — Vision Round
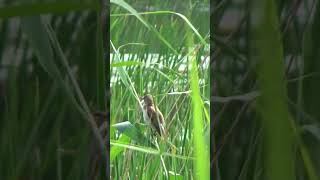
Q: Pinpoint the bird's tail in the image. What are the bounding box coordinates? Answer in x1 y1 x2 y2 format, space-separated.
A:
160 124 168 140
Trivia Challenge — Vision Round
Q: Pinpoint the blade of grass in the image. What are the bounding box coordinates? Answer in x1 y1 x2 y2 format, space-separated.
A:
190 59 210 179
251 0 295 179
46 23 107 158
111 11 207 46
110 0 178 54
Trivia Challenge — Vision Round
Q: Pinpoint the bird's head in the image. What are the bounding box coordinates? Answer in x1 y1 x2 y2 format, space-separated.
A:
143 94 154 106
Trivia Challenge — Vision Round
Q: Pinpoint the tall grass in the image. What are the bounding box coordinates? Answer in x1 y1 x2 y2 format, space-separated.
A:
213 0 320 179
251 1 294 179
0 0 108 179
110 0 209 179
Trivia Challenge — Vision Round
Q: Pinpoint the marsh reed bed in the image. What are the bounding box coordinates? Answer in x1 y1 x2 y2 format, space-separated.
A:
110 0 209 179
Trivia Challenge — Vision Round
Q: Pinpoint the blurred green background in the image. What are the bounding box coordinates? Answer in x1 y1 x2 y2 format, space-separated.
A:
213 0 320 179
0 0 108 179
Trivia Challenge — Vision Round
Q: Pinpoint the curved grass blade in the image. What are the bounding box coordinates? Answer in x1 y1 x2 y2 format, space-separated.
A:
111 11 207 46
110 0 178 54
112 121 151 146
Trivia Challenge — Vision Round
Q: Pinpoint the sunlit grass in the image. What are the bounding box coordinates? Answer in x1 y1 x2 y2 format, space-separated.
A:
110 0 209 178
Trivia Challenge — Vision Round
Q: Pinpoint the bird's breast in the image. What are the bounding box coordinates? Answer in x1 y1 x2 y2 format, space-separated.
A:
142 105 151 124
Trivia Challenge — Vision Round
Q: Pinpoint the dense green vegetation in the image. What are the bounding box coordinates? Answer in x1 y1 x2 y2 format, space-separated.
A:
110 0 210 179
213 0 320 179
0 0 210 179
0 0 107 179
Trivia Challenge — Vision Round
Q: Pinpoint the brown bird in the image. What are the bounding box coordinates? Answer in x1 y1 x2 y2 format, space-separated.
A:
141 94 166 137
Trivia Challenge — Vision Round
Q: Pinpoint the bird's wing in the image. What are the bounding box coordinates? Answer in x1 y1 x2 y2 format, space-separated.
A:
156 107 165 125
147 106 161 135
155 107 166 138
147 106 156 119
158 109 167 138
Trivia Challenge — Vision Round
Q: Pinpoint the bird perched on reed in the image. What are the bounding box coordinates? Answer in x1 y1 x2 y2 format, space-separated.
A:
140 94 166 138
